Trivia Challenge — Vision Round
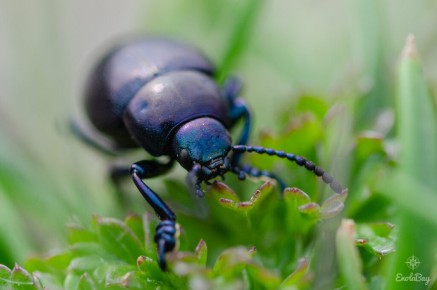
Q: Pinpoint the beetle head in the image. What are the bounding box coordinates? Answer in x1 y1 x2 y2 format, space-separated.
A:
171 119 346 198
172 117 231 182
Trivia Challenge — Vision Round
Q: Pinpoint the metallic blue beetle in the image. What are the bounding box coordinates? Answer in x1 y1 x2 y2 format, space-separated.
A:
76 38 344 270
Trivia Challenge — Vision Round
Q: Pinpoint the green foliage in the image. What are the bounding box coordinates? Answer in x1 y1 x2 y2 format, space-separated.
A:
0 100 396 289
6 193 342 290
1 1 437 289
1 38 436 288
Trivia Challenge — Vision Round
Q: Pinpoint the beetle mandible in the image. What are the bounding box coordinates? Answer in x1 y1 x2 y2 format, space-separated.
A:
75 38 344 270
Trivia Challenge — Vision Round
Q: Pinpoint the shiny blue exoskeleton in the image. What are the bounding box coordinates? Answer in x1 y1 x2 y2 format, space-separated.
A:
76 38 344 270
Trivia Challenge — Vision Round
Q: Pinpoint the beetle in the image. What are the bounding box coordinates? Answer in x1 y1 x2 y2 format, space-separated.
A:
74 37 344 270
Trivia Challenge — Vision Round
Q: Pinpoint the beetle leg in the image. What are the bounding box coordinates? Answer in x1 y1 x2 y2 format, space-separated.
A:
229 101 251 168
69 118 123 156
223 75 243 102
232 164 287 192
223 77 252 167
130 161 176 270
111 160 174 208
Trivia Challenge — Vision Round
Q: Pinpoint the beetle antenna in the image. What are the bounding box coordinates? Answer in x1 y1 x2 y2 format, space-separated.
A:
231 145 344 194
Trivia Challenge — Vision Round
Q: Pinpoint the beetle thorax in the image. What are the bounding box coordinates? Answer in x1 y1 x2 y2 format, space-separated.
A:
171 117 231 180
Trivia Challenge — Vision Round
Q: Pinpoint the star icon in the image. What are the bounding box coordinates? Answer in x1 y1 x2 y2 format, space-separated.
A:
405 255 421 270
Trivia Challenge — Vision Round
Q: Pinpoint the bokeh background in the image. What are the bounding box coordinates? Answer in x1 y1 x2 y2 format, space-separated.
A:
1 0 437 288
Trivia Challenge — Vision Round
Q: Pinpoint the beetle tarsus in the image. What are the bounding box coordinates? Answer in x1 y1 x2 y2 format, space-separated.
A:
155 220 177 270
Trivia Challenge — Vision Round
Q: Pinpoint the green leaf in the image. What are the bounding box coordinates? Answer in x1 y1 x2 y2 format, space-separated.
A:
67 224 98 245
25 251 71 285
64 273 80 290
31 273 62 290
163 242 210 279
24 257 49 275
68 256 105 274
283 187 319 233
10 264 37 290
336 219 368 290
69 242 110 259
117 271 151 289
356 222 395 257
211 181 273 213
320 190 348 219
0 264 12 287
76 273 96 290
0 187 31 265
210 181 240 203
355 133 385 165
167 251 202 270
105 266 141 286
298 202 321 218
256 116 323 169
124 214 146 244
279 258 311 289
136 256 164 281
283 187 311 207
396 35 437 182
384 35 437 290
195 239 208 266
95 217 144 263
296 95 329 121
213 247 256 279
45 251 72 272
356 237 395 258
245 264 281 289
377 170 437 229
357 222 394 238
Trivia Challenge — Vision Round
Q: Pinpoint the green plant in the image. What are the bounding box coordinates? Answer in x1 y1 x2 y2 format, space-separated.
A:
1 1 437 289
0 88 399 288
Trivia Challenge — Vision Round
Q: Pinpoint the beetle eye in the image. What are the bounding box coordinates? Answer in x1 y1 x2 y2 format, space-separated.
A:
178 149 192 169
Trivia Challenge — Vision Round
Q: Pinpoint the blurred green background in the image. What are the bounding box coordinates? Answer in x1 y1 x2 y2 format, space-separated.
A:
1 0 437 289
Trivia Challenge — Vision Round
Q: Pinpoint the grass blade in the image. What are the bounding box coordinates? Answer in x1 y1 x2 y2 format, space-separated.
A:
216 0 263 82
336 219 368 290
384 35 437 290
